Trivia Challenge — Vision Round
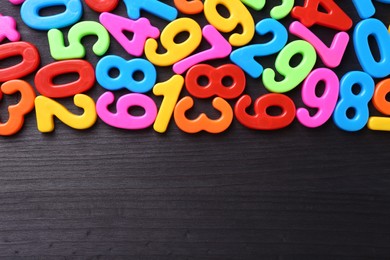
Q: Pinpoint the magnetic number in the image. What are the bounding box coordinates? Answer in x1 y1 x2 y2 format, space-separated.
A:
84 0 119 12
368 79 390 131
34 59 95 98
174 0 203 14
234 93 296 130
123 0 178 21
99 13 159 57
354 18 390 79
96 92 157 130
0 14 20 43
0 42 40 82
263 40 317 93
173 25 232 75
333 71 374 132
230 18 288 78
35 94 97 133
291 0 352 31
352 0 390 19
48 21 110 60
289 21 349 68
21 0 83 30
297 68 339 128
96 55 156 93
174 97 233 134
204 0 255 46
240 0 294 20
153 75 184 133
9 0 25 4
185 64 245 99
0 80 35 136
145 18 202 67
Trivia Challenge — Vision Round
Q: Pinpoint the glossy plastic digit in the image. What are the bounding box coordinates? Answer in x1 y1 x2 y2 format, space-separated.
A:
0 80 35 136
9 0 25 4
291 0 353 31
0 42 40 82
145 18 202 67
21 0 83 30
153 75 184 133
35 94 97 132
234 93 296 130
368 79 390 131
85 0 119 12
230 18 288 78
241 0 294 20
96 92 157 130
333 71 375 132
34 60 95 98
185 64 245 99
48 21 110 60
96 56 156 93
289 21 349 68
0 14 20 43
123 0 178 21
174 0 203 14
352 0 390 19
263 40 317 93
99 13 160 57
354 18 390 79
204 0 255 46
173 25 232 75
297 68 339 128
174 96 233 134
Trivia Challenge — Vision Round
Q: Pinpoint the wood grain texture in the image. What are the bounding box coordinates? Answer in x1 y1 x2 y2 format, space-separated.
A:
0 0 389 259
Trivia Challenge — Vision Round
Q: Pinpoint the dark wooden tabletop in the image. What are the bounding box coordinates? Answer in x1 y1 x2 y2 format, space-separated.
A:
0 0 389 259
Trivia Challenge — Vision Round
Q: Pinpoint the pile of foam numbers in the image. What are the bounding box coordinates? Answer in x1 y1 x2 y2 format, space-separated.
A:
1 0 390 135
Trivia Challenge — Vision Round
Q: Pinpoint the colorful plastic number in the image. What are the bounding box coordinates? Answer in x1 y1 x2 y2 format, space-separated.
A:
354 18 390 79
230 18 288 78
185 64 245 99
173 25 232 75
35 94 97 132
96 92 157 130
145 18 202 67
9 0 25 4
241 0 294 20
234 93 296 130
99 13 159 57
333 71 375 132
352 0 390 19
34 60 95 98
48 21 110 60
174 96 233 134
123 0 178 21
263 40 317 93
204 0 255 46
0 80 35 136
368 79 390 131
289 21 349 68
153 75 184 133
84 0 119 13
21 0 83 30
291 0 353 31
0 42 40 82
96 56 156 93
0 14 20 43
297 68 339 128
174 0 203 14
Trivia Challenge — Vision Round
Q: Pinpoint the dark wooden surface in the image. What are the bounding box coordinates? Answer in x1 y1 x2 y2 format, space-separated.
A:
0 1 389 259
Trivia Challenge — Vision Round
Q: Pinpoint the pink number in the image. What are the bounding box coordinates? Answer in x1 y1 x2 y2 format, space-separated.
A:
289 21 349 68
9 0 25 5
0 14 20 43
173 25 232 75
99 12 160 57
96 91 157 130
297 68 339 128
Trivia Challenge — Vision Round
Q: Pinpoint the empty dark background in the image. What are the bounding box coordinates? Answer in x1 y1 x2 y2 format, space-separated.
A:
0 0 389 259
